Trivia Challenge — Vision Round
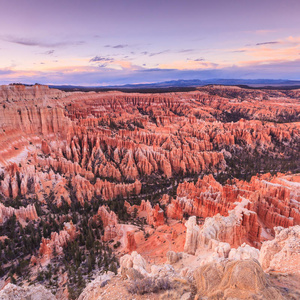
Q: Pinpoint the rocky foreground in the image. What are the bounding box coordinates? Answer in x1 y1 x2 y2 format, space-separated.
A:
0 84 300 299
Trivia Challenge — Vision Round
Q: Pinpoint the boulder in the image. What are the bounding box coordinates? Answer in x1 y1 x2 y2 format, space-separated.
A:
193 259 283 299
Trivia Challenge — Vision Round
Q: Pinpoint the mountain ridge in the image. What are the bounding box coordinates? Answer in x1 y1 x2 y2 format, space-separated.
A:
49 78 300 92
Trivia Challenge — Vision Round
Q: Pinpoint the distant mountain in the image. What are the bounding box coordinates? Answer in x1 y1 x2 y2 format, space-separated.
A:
106 79 300 88
50 79 300 92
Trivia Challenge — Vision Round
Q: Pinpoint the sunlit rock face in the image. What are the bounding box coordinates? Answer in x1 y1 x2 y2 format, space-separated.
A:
0 202 38 225
260 225 300 274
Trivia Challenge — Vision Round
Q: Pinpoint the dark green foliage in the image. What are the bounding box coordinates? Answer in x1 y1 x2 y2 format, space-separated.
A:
113 241 121 249
127 277 171 295
56 197 119 298
215 141 300 184
132 120 144 129
0 192 119 295
0 216 41 281
109 119 118 130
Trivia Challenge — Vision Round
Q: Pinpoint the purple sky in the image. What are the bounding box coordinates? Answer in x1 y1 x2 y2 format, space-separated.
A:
0 0 300 85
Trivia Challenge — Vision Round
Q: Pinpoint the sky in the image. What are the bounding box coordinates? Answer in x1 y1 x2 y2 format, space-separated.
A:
0 0 300 85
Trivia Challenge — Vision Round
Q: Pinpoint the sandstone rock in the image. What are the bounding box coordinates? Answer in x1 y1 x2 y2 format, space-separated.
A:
166 250 182 264
0 283 55 300
38 221 77 266
97 206 118 240
228 242 260 261
127 200 165 226
180 292 192 300
184 198 260 256
41 140 51 155
119 251 148 277
193 259 284 299
125 231 137 252
78 272 115 300
0 203 38 225
184 216 200 255
259 225 300 274
150 264 175 277
169 172 300 247
122 267 145 280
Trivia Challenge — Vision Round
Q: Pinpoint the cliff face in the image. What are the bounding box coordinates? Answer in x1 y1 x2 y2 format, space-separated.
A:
0 202 38 225
0 85 72 167
169 173 300 246
184 197 261 255
259 225 300 274
37 221 77 266
126 199 165 227
0 84 64 102
1 84 300 206
193 259 283 300
0 283 55 300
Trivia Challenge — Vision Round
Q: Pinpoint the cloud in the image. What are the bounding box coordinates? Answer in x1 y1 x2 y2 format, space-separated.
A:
254 36 300 47
2 58 300 86
187 58 205 61
178 49 194 53
138 68 174 72
244 29 278 35
2 36 85 48
43 50 55 55
89 56 113 62
228 36 300 62
255 29 277 35
256 41 279 46
159 59 218 70
0 68 14 75
149 50 170 57
105 44 128 49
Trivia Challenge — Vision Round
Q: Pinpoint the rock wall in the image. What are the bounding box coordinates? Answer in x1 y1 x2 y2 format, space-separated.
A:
38 221 77 266
0 202 38 225
259 225 300 274
171 173 300 244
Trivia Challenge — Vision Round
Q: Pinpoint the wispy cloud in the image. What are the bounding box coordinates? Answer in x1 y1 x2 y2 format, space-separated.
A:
89 56 113 63
138 68 174 72
159 59 218 70
245 29 278 35
256 41 279 46
43 50 55 55
178 49 194 53
105 44 128 49
232 49 247 53
187 58 205 61
227 35 300 62
2 36 85 48
149 50 170 57
256 29 277 34
0 68 14 75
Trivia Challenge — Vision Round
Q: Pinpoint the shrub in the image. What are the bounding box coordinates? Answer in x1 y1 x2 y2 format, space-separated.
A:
127 277 171 295
113 241 121 249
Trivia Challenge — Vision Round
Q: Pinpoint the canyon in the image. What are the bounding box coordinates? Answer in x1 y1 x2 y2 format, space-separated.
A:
0 84 300 299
